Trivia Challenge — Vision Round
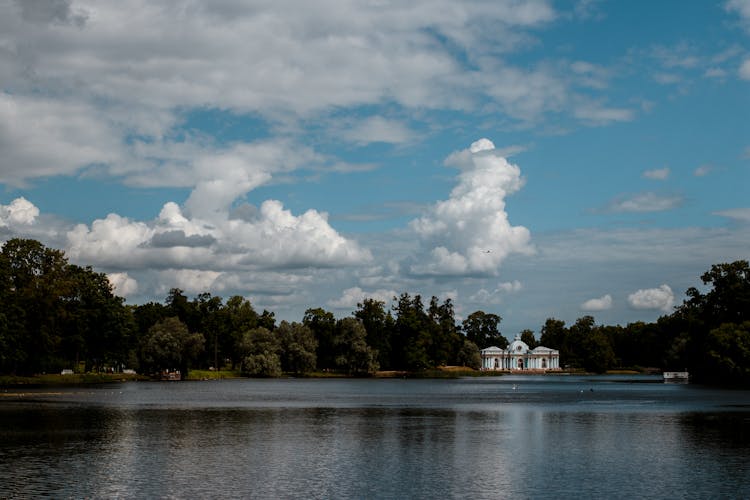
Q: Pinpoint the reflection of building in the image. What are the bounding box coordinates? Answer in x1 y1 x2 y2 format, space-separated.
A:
480 335 560 371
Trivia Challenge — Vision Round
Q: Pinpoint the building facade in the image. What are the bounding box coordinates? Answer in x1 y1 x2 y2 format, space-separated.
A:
480 335 560 371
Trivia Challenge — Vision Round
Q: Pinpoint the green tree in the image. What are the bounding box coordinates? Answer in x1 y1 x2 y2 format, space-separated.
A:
1 238 71 374
539 318 566 350
456 340 481 369
277 321 318 375
334 317 379 375
304 308 337 370
427 296 461 366
462 311 507 349
520 329 537 349
354 298 394 369
237 327 281 377
392 293 431 370
223 295 259 368
674 260 750 382
140 317 205 379
704 321 750 386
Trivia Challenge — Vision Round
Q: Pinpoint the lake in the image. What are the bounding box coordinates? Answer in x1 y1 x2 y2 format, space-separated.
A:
1 375 749 499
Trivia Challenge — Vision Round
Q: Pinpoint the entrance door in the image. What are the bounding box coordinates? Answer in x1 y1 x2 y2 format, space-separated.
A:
517 359 524 370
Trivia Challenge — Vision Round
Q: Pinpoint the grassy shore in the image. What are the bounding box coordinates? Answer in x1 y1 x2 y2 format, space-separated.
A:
6 366 658 385
0 372 148 386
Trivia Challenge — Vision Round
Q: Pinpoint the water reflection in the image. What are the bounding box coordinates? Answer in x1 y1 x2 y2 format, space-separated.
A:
1 377 749 498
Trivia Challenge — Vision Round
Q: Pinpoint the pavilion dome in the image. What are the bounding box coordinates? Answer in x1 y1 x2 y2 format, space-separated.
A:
507 334 530 354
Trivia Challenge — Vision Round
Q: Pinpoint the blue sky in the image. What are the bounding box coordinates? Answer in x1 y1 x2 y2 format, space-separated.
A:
1 0 749 337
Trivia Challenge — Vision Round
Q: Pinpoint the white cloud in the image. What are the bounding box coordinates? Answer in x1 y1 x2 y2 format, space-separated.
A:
469 280 523 304
66 199 371 272
409 138 533 276
606 192 683 213
580 294 612 312
627 285 674 312
726 0 750 31
0 94 124 186
0 197 39 227
328 286 398 309
740 58 750 80
714 208 750 223
107 272 138 298
341 116 416 145
573 100 634 124
694 165 714 177
0 0 638 200
643 168 670 180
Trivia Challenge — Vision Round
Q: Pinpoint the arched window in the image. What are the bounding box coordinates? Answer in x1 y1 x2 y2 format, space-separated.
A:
542 358 547 369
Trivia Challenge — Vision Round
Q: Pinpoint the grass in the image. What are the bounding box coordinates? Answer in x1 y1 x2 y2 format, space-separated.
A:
0 372 147 386
185 369 242 380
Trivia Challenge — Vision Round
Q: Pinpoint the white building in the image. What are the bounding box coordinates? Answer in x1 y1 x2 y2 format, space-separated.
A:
480 334 560 371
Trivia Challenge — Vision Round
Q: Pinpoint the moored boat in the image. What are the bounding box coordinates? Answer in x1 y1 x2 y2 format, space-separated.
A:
663 371 689 383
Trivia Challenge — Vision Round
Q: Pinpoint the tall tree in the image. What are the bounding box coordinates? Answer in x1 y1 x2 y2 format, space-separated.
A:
462 311 507 349
334 317 379 375
304 308 337 370
277 321 318 375
354 298 393 369
392 293 431 370
520 329 537 349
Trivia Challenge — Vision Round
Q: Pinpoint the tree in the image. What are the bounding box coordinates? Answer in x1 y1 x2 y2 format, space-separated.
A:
334 318 379 375
427 296 461 366
456 340 481 369
674 260 750 382
223 296 259 368
462 311 507 349
392 293 431 370
520 329 537 349
1 239 73 374
304 308 337 370
237 327 281 377
140 317 205 379
704 322 750 386
277 321 317 375
539 318 566 350
354 298 393 370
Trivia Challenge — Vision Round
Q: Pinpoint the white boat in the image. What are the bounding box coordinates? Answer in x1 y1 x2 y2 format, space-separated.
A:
663 371 689 382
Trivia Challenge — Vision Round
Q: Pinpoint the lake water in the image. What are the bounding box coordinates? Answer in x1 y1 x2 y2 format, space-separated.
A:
1 375 749 499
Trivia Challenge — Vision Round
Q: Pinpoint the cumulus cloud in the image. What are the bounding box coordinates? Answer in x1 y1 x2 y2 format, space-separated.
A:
107 272 138 298
606 192 683 213
66 199 371 272
643 168 670 180
628 285 674 312
408 138 533 276
0 197 39 227
581 294 613 312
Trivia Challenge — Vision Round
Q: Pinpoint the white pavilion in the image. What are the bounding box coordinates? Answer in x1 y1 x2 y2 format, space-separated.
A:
480 334 560 371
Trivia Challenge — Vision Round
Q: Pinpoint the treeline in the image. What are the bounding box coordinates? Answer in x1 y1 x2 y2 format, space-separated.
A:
0 239 748 384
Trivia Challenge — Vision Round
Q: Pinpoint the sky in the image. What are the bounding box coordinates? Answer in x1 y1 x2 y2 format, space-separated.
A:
1 0 749 337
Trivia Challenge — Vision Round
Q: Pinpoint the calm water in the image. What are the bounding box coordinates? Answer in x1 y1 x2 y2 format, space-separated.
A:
1 375 749 499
